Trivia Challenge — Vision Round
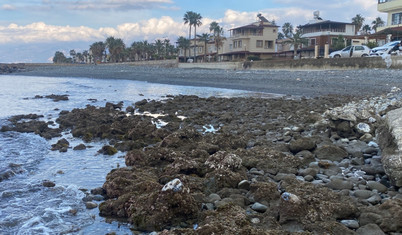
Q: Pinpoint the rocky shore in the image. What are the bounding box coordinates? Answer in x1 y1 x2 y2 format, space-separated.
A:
0 63 25 74
2 89 402 234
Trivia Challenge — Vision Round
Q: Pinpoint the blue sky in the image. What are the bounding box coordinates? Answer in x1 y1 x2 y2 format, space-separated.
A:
0 0 385 62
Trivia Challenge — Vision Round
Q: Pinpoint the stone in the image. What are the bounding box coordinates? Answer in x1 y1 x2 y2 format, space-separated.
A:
251 202 268 213
356 223 385 235
162 178 183 192
356 123 371 134
85 202 98 209
42 180 56 187
238 180 251 190
207 193 221 203
326 178 354 190
73 144 86 150
354 190 373 199
377 108 402 187
289 138 316 153
314 145 348 162
367 194 382 205
340 220 359 229
366 181 388 193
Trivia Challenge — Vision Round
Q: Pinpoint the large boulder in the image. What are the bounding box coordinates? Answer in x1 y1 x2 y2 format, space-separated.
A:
377 108 402 187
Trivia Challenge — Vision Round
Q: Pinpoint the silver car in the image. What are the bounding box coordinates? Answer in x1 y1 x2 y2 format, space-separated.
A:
369 41 401 56
329 45 371 58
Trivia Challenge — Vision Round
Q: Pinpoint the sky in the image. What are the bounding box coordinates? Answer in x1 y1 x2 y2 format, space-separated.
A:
0 0 386 63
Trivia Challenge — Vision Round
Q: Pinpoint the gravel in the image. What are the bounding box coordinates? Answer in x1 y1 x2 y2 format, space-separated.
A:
15 64 402 97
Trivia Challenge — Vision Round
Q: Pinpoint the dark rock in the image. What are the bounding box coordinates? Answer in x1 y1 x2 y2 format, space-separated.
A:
314 145 348 162
98 145 118 155
73 144 86 150
356 223 385 235
289 137 316 153
43 180 56 187
325 178 353 190
85 202 98 209
251 202 268 213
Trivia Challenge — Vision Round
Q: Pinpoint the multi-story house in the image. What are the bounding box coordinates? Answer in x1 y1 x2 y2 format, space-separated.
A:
376 0 402 42
298 11 356 57
378 0 402 31
178 39 218 62
219 14 279 61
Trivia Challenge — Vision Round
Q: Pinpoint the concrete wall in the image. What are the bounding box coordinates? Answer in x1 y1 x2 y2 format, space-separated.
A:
178 56 402 70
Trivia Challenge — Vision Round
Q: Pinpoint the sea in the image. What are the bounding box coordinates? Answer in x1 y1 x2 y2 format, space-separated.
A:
0 75 272 234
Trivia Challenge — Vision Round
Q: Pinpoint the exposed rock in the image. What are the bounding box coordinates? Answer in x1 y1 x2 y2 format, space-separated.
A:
314 145 348 162
359 199 402 233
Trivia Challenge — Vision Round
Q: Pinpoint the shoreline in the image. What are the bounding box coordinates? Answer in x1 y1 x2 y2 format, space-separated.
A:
7 63 402 98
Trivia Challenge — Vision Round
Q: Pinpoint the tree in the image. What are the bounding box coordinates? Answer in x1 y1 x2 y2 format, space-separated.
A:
372 17 385 33
53 51 68 64
362 24 371 35
83 50 89 63
105 36 126 63
332 35 346 50
283 26 308 58
209 22 226 60
197 33 211 62
69 50 76 63
177 36 190 62
277 32 285 40
282 22 294 38
184 11 202 62
90 41 106 63
352 14 365 35
183 11 195 40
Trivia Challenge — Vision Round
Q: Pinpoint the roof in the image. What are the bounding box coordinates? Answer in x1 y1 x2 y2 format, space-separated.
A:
230 23 279 31
300 20 355 28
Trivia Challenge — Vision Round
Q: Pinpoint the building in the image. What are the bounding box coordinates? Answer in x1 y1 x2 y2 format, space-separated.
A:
219 14 279 61
298 11 356 57
376 0 402 43
177 38 218 62
377 0 402 31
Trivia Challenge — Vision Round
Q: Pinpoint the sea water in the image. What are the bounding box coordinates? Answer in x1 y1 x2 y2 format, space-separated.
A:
0 75 273 234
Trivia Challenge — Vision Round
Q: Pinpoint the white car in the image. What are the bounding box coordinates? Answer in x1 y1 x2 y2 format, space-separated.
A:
369 41 401 56
329 45 371 58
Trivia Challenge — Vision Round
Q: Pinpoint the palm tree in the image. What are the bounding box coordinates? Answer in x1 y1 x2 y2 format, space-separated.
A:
372 17 385 33
362 24 371 35
352 14 365 35
69 50 76 63
191 12 202 62
83 50 89 63
197 33 211 62
154 39 164 59
90 41 106 63
282 22 294 38
177 36 190 62
183 11 195 40
284 26 308 58
209 22 226 61
105 36 126 63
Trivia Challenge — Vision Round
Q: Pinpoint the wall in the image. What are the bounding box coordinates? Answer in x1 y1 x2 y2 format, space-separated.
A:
178 56 402 70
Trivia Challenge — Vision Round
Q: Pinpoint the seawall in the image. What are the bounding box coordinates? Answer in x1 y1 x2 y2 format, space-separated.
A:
178 56 402 70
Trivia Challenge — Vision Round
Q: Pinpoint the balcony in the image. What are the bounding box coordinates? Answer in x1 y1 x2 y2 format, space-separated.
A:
378 0 402 13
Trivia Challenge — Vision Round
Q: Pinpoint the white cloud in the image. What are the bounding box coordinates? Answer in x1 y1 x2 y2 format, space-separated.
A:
1 4 16 10
41 0 174 11
0 16 187 45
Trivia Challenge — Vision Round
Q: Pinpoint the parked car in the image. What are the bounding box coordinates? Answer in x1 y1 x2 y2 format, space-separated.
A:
369 41 401 56
329 45 371 58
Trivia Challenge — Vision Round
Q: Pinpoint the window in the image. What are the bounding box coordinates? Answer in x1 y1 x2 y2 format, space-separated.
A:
265 40 273 49
199 47 203 53
273 29 277 33
355 46 364 51
392 13 402 25
310 39 316 46
234 41 238 48
238 40 242 48
256 40 263 48
229 44 233 50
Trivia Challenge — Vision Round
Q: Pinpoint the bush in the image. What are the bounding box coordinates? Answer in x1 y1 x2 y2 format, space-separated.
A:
365 41 379 49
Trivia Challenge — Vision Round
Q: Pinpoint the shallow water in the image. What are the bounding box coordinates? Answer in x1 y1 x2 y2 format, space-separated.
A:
0 75 274 234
